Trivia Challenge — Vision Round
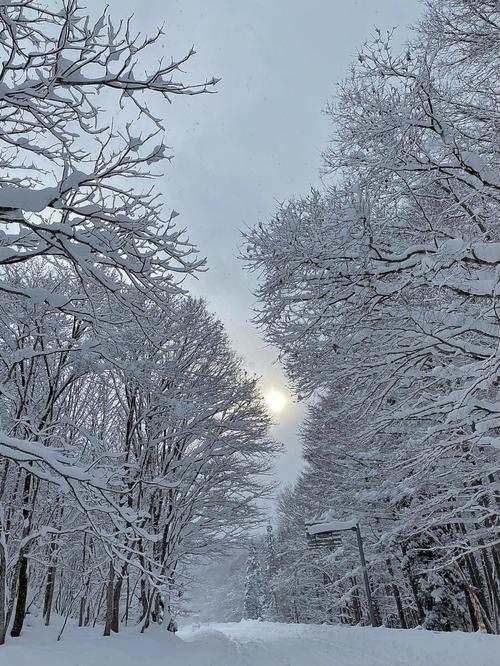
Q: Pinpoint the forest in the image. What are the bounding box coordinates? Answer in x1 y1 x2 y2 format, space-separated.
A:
243 0 499 635
0 0 498 664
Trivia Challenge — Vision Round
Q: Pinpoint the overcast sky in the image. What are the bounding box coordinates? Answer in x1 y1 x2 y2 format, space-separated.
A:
95 0 422 487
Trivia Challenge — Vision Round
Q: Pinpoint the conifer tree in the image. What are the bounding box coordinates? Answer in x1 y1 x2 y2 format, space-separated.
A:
244 545 264 620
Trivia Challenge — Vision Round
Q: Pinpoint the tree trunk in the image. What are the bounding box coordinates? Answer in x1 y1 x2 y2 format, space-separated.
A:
464 587 479 632
480 549 500 630
124 573 130 626
103 561 115 636
140 591 155 634
0 525 7 645
78 596 86 628
43 564 57 626
463 551 493 633
350 576 362 624
10 471 35 639
10 555 28 638
386 559 407 629
401 544 425 624
111 575 123 633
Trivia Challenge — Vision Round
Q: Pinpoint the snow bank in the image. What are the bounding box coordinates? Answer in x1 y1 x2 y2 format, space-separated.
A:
2 615 498 666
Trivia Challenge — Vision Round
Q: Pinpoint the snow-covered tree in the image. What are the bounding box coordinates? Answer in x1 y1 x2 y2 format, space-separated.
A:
244 0 499 633
0 0 217 313
244 545 264 620
261 523 279 619
0 1 277 646
0 264 276 642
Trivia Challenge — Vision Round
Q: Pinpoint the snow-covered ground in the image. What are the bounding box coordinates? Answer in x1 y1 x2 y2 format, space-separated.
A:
2 616 498 666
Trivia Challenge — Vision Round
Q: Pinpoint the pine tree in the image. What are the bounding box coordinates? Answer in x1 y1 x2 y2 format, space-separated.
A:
404 533 467 632
244 545 264 620
265 523 278 577
263 524 279 620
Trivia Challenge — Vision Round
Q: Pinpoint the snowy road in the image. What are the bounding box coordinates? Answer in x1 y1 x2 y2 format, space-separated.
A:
179 620 499 666
3 617 499 666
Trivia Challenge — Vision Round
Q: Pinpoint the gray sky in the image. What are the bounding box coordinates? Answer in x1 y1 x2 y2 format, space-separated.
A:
98 0 422 486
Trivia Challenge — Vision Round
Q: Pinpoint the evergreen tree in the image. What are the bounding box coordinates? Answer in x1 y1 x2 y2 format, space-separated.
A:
244 545 264 620
404 534 466 632
263 524 279 620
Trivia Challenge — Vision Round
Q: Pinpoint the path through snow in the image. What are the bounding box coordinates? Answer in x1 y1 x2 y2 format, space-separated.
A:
180 621 499 666
1 616 498 666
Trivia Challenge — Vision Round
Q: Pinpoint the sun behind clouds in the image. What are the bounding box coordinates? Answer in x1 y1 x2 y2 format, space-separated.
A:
264 388 288 414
